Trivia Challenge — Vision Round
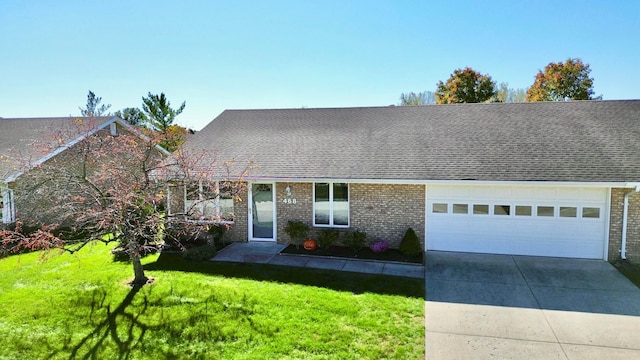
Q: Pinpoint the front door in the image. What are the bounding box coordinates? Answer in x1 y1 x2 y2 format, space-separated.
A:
249 183 276 241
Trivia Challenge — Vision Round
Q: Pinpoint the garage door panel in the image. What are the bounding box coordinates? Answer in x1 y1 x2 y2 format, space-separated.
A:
426 185 607 259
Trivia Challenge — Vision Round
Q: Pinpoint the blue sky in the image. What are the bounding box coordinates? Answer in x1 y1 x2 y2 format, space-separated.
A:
1 0 639 130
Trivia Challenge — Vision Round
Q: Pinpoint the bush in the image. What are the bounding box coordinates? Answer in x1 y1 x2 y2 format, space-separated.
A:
370 240 389 253
284 220 310 248
207 224 227 246
399 227 422 256
318 228 339 249
343 230 367 252
182 244 218 261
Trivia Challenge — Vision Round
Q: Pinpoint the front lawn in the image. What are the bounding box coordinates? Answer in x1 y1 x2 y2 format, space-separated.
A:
0 242 424 359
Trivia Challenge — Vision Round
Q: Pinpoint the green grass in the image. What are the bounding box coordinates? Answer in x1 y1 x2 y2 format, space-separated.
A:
0 242 424 359
613 260 640 289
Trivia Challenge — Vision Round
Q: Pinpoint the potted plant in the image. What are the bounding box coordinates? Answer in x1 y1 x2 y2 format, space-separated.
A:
284 220 310 249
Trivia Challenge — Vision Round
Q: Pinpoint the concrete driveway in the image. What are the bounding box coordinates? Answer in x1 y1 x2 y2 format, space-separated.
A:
426 251 640 359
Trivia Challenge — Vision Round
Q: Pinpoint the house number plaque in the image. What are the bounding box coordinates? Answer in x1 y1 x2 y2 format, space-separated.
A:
282 198 297 204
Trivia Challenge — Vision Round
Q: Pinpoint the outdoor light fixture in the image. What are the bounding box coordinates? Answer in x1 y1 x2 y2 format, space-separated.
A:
285 185 292 196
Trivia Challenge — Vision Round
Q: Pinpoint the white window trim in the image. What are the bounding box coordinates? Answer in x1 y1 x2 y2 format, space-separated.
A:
1 188 16 224
181 180 234 223
313 182 350 228
428 201 603 220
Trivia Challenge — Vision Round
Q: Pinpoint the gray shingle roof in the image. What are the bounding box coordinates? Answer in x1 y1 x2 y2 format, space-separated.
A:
183 100 640 183
0 117 113 182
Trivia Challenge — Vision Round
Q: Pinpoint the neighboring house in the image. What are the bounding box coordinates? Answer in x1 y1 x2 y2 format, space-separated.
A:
169 100 640 263
0 116 169 225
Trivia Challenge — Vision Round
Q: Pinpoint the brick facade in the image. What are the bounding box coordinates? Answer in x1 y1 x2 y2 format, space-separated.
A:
225 183 640 263
227 182 426 249
609 188 640 263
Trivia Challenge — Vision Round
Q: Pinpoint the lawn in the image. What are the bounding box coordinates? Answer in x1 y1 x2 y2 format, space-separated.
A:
0 242 424 359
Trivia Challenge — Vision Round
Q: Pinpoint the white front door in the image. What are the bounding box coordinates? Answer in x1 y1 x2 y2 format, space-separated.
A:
426 184 608 259
248 183 276 241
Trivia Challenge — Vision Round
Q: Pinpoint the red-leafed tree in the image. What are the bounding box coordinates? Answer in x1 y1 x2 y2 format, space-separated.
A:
526 58 597 101
0 118 250 285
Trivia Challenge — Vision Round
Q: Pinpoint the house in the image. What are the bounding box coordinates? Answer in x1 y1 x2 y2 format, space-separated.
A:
169 100 640 263
0 116 169 225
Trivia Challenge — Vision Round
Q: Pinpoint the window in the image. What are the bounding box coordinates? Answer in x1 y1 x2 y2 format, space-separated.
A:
314 183 349 227
473 204 489 215
453 204 468 214
432 203 448 213
515 205 532 216
494 205 511 216
0 189 14 224
184 181 234 221
560 206 577 218
537 206 554 217
582 207 600 219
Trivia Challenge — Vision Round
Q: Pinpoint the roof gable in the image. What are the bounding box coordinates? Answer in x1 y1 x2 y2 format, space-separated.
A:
1 116 169 183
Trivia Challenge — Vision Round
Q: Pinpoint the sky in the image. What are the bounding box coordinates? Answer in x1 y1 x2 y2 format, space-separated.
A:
1 0 639 130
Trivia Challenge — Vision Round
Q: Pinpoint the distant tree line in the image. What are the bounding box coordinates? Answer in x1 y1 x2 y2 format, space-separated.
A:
399 58 599 105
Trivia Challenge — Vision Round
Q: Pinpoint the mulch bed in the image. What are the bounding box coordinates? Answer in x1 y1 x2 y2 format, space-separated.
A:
280 244 423 265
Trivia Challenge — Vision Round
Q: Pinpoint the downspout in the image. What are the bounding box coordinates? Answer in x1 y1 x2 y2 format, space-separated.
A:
621 185 640 260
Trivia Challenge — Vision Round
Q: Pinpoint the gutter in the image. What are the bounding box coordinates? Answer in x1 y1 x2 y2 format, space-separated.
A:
621 184 640 259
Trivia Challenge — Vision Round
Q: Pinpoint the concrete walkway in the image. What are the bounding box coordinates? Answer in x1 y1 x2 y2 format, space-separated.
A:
426 251 640 359
211 241 425 278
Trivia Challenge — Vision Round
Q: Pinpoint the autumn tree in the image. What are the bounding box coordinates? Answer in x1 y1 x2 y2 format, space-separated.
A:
79 90 112 116
435 67 496 104
142 92 186 133
0 119 249 285
526 58 596 101
399 91 435 105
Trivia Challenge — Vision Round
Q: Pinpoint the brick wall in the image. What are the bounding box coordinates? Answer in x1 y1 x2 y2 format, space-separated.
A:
225 189 248 242
274 182 425 248
609 188 640 263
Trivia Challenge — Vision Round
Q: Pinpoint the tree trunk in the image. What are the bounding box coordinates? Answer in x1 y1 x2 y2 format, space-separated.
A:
130 253 148 286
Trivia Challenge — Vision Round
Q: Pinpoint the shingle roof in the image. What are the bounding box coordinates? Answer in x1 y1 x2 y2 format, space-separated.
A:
182 100 640 183
0 117 113 182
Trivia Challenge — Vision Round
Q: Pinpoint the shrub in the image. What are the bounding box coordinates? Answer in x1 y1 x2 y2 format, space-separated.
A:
318 228 339 249
284 220 310 248
207 224 227 246
370 240 389 254
343 230 367 252
399 227 422 256
182 244 218 261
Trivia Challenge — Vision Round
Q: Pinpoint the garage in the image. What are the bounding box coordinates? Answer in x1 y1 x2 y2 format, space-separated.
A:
426 184 608 259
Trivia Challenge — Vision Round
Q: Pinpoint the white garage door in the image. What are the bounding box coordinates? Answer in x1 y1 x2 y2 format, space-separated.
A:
426 185 608 259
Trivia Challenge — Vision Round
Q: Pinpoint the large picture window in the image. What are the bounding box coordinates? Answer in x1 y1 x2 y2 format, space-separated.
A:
314 182 349 227
184 181 234 222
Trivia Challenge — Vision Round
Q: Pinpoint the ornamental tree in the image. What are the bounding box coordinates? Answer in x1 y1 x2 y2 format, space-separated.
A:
526 58 596 101
435 67 496 104
0 118 250 285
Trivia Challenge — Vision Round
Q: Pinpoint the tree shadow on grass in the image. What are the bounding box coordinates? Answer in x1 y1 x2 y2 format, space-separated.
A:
144 253 425 299
45 280 266 359
44 284 160 360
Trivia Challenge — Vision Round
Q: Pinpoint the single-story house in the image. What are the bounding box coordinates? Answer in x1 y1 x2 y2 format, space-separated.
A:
1 116 169 225
169 100 640 263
